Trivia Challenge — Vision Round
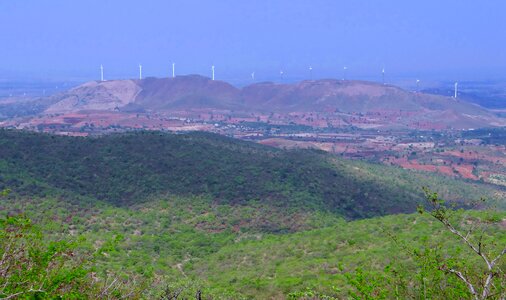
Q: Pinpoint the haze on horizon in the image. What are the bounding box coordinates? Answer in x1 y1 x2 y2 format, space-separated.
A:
1 0 505 83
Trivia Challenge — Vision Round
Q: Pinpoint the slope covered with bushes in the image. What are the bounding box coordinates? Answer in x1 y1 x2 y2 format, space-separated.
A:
0 130 501 219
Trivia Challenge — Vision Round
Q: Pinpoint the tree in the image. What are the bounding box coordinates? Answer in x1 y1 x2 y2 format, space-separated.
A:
0 189 142 298
290 188 505 299
0 214 92 298
418 188 505 300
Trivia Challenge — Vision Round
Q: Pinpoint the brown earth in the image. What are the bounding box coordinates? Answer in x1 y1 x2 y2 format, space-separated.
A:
6 75 506 130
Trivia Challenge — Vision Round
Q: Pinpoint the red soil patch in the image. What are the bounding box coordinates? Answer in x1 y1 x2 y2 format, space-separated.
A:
389 157 477 180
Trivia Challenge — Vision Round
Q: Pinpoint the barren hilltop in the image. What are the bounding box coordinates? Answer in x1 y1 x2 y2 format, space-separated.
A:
2 75 504 130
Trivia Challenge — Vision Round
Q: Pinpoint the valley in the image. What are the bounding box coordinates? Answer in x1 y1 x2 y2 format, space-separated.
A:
0 76 505 299
2 2 506 298
0 129 504 298
2 76 506 192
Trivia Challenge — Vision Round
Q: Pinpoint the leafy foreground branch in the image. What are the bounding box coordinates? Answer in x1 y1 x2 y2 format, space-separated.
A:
0 214 138 299
290 189 505 300
418 188 505 300
1 186 504 299
0 213 226 299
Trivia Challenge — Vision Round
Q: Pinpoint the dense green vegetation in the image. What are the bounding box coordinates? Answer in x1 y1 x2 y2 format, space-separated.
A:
0 209 215 299
0 130 504 298
2 195 504 299
0 129 502 219
0 214 137 299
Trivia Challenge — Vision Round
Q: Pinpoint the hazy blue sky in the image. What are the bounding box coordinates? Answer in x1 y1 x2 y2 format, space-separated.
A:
1 1 505 83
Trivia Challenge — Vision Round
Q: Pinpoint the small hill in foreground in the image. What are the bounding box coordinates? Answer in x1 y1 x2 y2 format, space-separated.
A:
0 129 502 220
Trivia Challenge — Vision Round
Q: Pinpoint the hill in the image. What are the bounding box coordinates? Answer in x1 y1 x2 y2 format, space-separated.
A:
240 80 501 128
44 79 141 113
26 76 503 129
242 80 444 112
195 211 506 298
0 129 504 298
40 75 239 113
2 195 504 299
133 75 240 111
0 129 502 220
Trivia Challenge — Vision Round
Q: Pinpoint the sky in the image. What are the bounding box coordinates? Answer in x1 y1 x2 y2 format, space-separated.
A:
1 0 505 84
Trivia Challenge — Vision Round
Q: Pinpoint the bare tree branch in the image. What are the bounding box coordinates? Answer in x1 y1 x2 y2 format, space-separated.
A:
439 219 492 270
490 247 506 268
446 268 478 299
422 188 505 299
3 289 45 300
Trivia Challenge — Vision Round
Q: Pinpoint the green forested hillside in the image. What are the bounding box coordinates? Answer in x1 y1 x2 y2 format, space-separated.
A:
0 130 504 298
197 211 506 299
2 196 504 299
0 129 502 219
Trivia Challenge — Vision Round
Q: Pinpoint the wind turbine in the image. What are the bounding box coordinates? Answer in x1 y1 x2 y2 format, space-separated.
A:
251 72 255 81
416 79 420 92
309 66 313 80
139 64 143 80
280 70 284 80
172 62 175 78
212 65 215 80
382 68 385 85
100 64 104 82
343 66 348 81
454 82 458 99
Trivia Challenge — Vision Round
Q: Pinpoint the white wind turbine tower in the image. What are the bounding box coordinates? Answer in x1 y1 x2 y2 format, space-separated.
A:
139 64 143 80
280 70 284 80
454 82 458 99
343 66 348 80
309 66 313 80
416 79 420 92
212 65 215 80
172 62 175 78
251 72 255 81
100 64 104 82
382 68 385 85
